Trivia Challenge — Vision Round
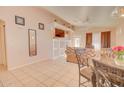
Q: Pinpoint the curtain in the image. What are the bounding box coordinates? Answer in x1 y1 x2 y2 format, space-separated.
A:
92 32 101 50
101 31 111 48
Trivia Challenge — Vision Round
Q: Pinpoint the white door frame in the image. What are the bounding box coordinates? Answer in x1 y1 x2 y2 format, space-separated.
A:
72 36 81 47
0 19 7 70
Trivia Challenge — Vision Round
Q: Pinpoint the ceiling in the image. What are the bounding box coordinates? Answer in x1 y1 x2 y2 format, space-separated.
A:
43 6 118 27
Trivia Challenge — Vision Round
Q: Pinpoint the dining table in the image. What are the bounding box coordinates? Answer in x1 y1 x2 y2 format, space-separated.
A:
91 54 124 70
89 54 124 86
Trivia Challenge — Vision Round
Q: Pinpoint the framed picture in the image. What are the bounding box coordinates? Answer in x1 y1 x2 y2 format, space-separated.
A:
28 29 37 56
15 16 25 26
38 23 44 30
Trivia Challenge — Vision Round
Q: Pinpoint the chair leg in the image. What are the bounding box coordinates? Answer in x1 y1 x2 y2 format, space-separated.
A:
91 72 96 87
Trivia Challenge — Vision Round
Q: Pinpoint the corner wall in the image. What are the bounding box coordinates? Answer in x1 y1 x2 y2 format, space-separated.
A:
0 7 68 70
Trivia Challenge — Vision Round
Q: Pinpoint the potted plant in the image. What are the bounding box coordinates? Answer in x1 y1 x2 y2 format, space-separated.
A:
112 46 124 65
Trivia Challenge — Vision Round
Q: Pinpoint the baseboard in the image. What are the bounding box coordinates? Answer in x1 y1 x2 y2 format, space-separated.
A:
8 58 52 71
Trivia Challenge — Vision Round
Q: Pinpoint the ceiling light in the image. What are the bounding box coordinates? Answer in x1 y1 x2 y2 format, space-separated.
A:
120 7 124 17
112 7 124 17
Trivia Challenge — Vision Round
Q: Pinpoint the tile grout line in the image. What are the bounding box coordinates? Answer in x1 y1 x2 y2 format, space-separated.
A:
19 67 49 86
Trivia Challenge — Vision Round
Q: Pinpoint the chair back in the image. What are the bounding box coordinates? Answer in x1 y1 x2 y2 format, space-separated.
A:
101 48 113 57
75 48 87 66
65 47 75 55
75 48 96 70
85 45 94 49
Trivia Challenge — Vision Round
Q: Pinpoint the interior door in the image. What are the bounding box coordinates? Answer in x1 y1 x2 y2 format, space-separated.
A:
0 25 2 65
0 20 7 70
101 31 111 48
86 33 92 48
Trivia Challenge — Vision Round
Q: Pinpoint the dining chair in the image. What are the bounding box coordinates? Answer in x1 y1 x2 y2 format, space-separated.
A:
92 59 124 87
75 48 96 87
65 47 78 63
85 45 94 49
65 47 86 64
101 48 113 57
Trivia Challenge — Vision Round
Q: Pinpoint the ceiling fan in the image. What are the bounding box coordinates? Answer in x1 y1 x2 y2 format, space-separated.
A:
82 16 90 23
79 16 91 26
74 16 92 27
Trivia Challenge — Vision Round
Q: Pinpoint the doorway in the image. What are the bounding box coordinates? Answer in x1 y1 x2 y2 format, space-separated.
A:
0 20 7 71
86 33 92 48
101 31 111 48
73 37 81 47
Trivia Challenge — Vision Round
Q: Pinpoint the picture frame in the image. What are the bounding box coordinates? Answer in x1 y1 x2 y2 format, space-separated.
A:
38 23 44 30
15 16 25 26
28 29 37 56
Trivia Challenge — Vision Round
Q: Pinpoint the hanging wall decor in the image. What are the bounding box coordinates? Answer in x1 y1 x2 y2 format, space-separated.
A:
15 16 25 26
28 29 37 56
38 23 44 30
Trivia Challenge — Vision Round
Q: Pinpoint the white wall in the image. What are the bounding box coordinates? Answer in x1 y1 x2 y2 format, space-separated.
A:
74 27 116 48
0 7 68 70
116 20 124 46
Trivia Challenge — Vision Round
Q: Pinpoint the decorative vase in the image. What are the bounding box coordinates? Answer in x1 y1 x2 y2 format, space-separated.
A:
114 55 124 66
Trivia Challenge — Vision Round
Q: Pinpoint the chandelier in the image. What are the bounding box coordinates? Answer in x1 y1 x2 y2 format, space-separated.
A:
112 7 124 17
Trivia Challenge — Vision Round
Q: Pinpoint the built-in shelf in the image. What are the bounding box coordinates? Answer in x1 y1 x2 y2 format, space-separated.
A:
48 22 73 59
50 22 74 32
53 38 71 59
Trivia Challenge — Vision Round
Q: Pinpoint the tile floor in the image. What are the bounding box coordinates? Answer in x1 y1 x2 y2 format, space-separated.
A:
0 64 6 72
0 58 92 87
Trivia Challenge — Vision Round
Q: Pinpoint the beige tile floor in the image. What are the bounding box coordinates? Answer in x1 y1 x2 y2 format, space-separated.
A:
0 58 92 87
0 64 6 72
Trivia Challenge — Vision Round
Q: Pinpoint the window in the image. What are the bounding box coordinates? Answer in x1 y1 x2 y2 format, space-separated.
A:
74 38 80 47
92 32 101 50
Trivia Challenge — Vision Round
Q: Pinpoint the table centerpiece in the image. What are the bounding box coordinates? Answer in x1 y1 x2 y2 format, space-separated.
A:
112 46 124 66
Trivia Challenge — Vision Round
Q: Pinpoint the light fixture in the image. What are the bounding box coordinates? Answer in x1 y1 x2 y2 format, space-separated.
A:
112 7 124 17
120 7 124 17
